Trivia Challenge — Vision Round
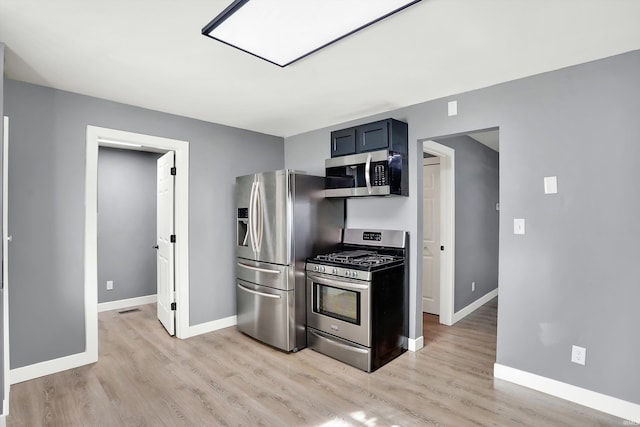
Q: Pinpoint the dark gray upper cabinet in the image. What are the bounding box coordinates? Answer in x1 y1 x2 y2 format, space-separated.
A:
330 119 408 157
330 127 356 157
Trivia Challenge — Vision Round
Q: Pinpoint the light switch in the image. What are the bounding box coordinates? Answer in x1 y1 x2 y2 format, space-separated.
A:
544 176 558 194
448 100 458 116
514 218 525 235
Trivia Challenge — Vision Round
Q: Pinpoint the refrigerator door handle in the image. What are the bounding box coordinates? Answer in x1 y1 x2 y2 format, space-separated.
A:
255 180 264 253
237 262 281 275
248 180 258 253
248 181 253 252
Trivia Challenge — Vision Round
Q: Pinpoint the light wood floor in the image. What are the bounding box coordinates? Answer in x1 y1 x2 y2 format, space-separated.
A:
8 298 621 426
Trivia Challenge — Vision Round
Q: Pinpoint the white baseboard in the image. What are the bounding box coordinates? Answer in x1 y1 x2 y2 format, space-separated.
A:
494 363 640 423
408 336 424 352
178 315 237 339
0 413 5 427
98 294 157 313
452 288 498 324
10 350 96 385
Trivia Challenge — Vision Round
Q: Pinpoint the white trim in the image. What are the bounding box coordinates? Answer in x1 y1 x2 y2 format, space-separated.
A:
10 351 96 384
452 288 498 324
408 336 424 352
84 130 100 367
86 126 191 351
0 413 5 427
494 363 640 423
422 140 455 326
97 294 157 313
179 315 237 339
3 116 10 415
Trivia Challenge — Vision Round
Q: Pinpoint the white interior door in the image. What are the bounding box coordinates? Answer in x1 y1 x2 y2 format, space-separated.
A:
157 151 175 335
423 157 441 314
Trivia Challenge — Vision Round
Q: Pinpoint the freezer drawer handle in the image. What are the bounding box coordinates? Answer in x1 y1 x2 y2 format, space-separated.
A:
309 329 369 354
237 262 281 275
237 283 281 299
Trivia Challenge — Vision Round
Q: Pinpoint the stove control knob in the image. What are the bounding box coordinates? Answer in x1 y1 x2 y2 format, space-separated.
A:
320 266 325 273
345 270 351 277
313 265 319 272
352 271 358 278
332 268 338 275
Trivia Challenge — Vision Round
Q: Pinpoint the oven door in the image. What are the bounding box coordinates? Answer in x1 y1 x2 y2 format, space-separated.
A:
306 271 371 346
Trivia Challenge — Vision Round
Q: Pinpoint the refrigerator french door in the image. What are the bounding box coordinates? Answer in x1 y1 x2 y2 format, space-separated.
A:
235 170 344 352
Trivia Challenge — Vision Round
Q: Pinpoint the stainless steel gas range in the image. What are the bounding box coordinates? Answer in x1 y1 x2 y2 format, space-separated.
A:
306 229 408 372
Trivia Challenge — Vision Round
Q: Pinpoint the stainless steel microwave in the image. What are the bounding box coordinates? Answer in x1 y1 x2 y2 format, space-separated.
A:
324 149 408 197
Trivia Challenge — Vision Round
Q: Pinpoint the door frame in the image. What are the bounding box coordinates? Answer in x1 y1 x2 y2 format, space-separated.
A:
85 126 190 358
3 116 10 413
421 140 455 326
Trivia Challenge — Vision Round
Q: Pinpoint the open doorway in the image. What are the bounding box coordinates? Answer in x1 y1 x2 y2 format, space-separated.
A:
84 126 190 364
421 129 500 327
97 147 162 314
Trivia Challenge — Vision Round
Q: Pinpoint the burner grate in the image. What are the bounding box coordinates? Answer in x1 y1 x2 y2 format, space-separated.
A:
313 250 400 267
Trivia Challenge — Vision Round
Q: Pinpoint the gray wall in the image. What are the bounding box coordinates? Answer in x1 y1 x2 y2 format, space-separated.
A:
285 50 640 404
0 41 5 415
98 147 161 303
433 135 499 311
5 79 283 369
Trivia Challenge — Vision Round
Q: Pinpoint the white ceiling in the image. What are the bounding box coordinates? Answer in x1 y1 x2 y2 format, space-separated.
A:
1 0 640 138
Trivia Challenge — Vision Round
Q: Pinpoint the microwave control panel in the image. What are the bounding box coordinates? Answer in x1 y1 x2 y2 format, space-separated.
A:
373 163 387 186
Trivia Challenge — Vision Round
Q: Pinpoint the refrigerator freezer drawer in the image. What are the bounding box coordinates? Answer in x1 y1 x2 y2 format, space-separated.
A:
236 259 293 291
236 280 295 352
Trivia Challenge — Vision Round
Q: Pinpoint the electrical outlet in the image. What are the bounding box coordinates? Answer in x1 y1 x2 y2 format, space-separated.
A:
106 280 114 291
571 345 586 365
472 281 476 292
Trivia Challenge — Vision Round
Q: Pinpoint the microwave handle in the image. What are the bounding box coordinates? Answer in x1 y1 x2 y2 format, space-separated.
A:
364 153 372 194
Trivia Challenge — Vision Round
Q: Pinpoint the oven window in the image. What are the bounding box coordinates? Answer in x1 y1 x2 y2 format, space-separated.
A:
314 283 360 325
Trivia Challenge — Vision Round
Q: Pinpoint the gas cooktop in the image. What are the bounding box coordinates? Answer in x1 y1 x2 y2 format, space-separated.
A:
309 249 403 270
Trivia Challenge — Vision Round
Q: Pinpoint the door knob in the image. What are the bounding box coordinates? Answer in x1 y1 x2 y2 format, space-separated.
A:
153 245 159 250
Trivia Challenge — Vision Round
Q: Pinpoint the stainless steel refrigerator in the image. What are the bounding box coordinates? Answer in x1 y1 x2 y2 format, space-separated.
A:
235 169 344 352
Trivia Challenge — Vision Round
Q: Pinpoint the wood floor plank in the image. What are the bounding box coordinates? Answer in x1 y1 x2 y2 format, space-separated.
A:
7 298 625 426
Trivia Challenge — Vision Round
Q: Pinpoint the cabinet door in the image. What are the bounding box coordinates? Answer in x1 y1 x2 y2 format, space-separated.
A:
330 128 356 157
357 119 389 153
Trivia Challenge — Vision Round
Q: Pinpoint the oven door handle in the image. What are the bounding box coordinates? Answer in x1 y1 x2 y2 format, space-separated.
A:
236 283 281 299
308 329 369 354
307 272 369 290
237 262 281 275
